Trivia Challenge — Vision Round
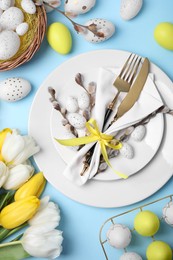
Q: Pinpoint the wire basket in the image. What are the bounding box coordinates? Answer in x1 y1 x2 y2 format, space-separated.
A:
0 0 47 71
99 194 173 259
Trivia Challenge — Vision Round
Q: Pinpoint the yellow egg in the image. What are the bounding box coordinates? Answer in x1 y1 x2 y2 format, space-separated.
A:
47 22 72 55
154 22 173 50
134 210 160 236
146 241 172 260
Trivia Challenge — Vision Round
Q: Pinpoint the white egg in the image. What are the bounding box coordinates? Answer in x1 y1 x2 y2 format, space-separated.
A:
0 77 31 102
0 31 20 60
0 0 13 10
43 0 61 13
120 252 143 260
131 125 146 142
0 7 24 30
61 132 79 151
16 22 29 36
65 0 96 16
78 92 90 110
163 201 173 226
107 224 132 249
120 0 143 20
120 143 134 159
21 0 36 14
83 18 115 43
65 96 79 113
67 113 86 129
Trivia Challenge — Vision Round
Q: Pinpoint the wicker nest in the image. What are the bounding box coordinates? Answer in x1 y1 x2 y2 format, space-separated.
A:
0 0 47 71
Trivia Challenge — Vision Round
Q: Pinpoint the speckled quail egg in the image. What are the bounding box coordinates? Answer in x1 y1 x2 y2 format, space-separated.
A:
83 18 115 43
16 22 29 36
131 125 146 142
0 77 31 102
65 0 96 16
106 224 132 249
120 252 143 260
120 143 134 159
0 8 3 17
43 0 61 13
0 31 20 60
78 92 90 110
21 0 36 14
65 96 79 113
61 132 79 151
0 7 24 30
67 113 86 129
120 0 143 20
163 201 173 227
0 0 13 10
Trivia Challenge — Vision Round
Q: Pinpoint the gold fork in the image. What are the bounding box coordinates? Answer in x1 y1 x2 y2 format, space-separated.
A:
103 54 142 129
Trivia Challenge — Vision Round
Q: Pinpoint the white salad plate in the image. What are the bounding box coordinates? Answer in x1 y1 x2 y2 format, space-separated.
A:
28 50 173 208
50 69 164 181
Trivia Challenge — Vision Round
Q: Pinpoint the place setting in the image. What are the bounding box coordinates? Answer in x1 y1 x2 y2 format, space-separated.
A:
29 49 173 208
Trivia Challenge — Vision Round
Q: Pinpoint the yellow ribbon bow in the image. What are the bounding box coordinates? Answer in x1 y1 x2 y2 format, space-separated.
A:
56 118 128 179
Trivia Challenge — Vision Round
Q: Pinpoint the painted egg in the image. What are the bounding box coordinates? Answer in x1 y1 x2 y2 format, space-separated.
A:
65 96 79 113
16 22 29 36
120 252 142 260
154 22 173 50
21 0 36 14
146 241 172 260
64 0 96 16
47 22 72 54
131 125 146 142
120 143 134 159
0 0 13 10
43 0 61 13
0 31 20 60
0 77 31 102
106 224 132 249
67 113 86 129
78 92 90 110
61 132 79 151
0 7 24 30
83 18 115 43
134 210 160 236
163 201 173 226
120 0 143 20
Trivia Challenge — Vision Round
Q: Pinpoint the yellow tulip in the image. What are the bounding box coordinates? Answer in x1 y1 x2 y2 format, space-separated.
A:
0 128 12 152
0 196 40 229
15 172 46 201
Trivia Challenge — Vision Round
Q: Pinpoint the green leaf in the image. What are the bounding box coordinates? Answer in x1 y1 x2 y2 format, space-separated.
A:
0 191 15 211
0 242 30 260
0 223 27 242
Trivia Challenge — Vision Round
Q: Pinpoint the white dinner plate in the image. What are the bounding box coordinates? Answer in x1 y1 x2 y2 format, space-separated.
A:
50 69 164 181
28 50 173 208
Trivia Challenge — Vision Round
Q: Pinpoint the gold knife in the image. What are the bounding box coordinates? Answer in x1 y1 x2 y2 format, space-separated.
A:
111 58 150 124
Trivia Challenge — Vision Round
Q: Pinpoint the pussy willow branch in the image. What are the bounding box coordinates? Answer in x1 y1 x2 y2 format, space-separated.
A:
43 2 105 37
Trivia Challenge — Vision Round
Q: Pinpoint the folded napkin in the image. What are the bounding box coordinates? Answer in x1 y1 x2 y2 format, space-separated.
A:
63 68 164 186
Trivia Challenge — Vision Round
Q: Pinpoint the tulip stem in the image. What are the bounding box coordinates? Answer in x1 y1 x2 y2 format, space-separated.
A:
0 240 21 248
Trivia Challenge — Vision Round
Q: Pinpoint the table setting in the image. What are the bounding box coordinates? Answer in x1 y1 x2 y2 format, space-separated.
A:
0 0 173 260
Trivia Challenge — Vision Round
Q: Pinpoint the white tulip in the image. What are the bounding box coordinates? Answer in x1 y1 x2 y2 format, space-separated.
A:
22 227 63 259
1 131 40 166
0 161 9 188
28 196 61 230
3 164 34 190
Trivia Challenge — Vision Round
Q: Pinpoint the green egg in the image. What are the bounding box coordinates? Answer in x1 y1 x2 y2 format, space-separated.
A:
154 22 173 50
47 22 72 55
146 241 172 260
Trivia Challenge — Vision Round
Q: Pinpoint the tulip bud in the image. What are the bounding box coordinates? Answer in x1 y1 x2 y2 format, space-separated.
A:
0 128 12 152
0 162 9 188
3 164 34 190
15 172 46 201
0 196 40 229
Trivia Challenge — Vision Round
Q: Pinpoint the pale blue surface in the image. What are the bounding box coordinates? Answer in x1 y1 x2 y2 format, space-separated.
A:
1 0 173 259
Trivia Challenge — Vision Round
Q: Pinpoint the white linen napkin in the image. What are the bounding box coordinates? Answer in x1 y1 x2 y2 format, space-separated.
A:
63 68 164 186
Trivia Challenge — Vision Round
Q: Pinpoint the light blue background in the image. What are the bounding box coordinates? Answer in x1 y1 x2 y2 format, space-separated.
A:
1 0 173 259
